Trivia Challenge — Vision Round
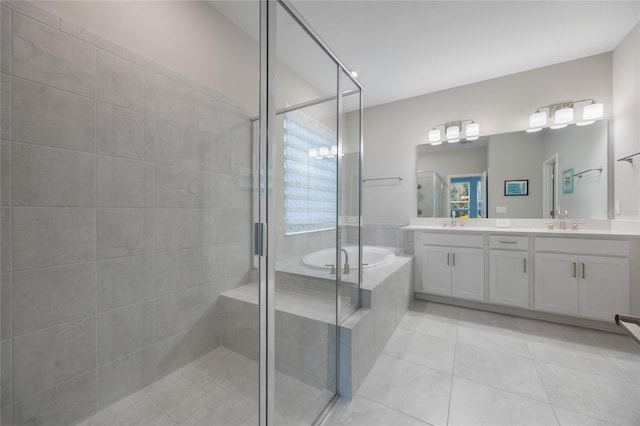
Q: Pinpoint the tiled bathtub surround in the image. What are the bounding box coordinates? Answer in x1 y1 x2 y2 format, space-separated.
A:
339 256 413 398
359 224 414 255
0 3 253 425
219 256 414 400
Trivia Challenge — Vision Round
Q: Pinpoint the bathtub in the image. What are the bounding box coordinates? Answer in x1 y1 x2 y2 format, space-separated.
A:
301 246 396 270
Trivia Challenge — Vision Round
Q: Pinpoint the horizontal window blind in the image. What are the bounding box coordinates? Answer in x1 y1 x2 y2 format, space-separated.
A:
283 110 337 234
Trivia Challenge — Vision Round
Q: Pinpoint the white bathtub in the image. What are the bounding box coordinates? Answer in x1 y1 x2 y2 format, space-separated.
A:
301 246 396 270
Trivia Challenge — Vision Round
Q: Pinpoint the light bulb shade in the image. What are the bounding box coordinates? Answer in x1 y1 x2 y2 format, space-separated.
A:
430 140 443 146
308 148 318 158
555 107 574 124
466 136 479 141
428 129 441 143
318 146 329 157
582 103 603 121
448 138 460 143
550 124 567 130
466 122 480 137
529 112 547 128
446 125 460 140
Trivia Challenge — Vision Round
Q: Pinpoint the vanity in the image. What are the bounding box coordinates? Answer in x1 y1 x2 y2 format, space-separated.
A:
408 117 640 330
405 219 640 330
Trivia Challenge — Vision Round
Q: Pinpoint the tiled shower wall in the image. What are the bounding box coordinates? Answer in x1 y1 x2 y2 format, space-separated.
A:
0 3 253 425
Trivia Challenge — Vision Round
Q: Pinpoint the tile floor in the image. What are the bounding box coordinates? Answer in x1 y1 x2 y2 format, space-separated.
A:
79 346 331 426
79 300 640 426
325 300 640 426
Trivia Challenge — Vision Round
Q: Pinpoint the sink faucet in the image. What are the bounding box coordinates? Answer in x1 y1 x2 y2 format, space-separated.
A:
341 248 350 275
556 210 569 230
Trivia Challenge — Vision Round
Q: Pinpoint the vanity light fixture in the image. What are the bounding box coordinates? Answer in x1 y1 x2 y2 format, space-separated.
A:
527 99 603 132
428 128 441 143
465 122 480 141
526 111 547 133
550 105 573 129
577 102 604 126
446 124 460 142
428 119 479 145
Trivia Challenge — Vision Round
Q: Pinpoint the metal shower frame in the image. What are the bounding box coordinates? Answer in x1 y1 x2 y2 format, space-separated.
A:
258 1 364 424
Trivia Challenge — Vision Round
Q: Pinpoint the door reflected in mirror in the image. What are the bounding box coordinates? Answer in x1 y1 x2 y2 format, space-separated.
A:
416 120 610 219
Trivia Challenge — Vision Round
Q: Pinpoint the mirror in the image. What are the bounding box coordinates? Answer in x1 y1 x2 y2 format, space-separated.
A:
416 120 610 219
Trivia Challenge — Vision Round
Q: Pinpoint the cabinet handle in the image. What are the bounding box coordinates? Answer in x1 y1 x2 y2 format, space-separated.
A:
452 253 456 266
499 240 518 244
581 262 586 279
572 262 577 278
523 258 527 273
447 253 450 266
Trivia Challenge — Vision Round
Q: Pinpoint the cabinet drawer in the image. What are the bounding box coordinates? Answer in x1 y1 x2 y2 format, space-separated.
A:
420 232 483 248
489 235 528 250
535 237 628 256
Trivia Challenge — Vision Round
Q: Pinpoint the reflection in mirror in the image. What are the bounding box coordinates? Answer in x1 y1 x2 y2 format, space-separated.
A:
416 120 610 219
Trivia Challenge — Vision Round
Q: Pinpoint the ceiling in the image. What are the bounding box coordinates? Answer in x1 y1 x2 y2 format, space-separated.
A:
213 1 640 108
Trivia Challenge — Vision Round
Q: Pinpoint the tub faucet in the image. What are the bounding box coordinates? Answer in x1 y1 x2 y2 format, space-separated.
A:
341 248 350 275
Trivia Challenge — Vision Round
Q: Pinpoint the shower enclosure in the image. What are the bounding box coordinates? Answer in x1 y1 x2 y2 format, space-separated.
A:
417 170 447 217
0 0 362 424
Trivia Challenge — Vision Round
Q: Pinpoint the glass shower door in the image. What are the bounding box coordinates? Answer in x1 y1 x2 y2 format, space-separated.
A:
257 1 363 423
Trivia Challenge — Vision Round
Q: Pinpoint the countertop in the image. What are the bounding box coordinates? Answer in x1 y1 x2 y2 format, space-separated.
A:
402 225 640 238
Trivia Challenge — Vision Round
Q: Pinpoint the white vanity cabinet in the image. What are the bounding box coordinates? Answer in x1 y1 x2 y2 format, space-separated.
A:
416 233 485 301
534 238 630 321
534 253 579 315
489 236 529 308
409 225 638 326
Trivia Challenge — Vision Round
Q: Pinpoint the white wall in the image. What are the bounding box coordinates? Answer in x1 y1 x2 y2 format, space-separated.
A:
613 22 640 219
362 53 613 225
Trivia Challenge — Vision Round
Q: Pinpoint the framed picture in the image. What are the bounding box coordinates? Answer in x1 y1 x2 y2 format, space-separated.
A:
562 168 574 193
504 179 528 196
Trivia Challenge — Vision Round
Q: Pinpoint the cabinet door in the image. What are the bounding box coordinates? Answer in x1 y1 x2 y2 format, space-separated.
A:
451 247 485 301
489 250 529 307
418 246 451 296
579 256 630 321
534 253 579 315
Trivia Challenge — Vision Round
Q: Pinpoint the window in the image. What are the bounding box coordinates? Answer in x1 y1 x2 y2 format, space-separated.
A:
283 110 337 234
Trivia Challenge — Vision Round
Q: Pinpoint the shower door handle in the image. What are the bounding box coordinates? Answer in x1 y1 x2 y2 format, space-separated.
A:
254 222 266 256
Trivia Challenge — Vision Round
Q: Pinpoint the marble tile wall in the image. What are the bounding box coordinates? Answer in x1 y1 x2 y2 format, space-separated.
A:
0 3 253 425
